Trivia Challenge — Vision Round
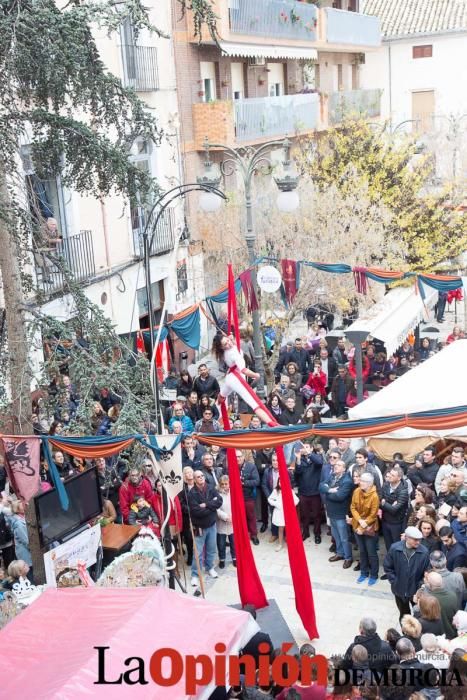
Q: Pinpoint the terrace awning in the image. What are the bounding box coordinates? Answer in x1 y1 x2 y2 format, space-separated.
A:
220 41 318 61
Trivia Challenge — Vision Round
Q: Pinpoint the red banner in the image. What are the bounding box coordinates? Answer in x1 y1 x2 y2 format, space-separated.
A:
1 436 41 503
281 259 298 304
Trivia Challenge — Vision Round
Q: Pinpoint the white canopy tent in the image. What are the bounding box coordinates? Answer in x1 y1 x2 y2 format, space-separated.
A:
348 340 467 459
345 285 437 357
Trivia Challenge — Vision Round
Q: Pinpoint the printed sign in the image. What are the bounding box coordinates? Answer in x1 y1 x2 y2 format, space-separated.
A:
257 266 282 293
44 524 101 588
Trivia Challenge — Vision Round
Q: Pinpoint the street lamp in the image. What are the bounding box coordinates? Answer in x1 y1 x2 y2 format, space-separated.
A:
199 137 300 397
142 181 226 431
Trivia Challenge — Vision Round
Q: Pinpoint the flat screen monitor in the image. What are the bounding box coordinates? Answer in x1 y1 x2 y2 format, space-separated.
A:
35 467 103 548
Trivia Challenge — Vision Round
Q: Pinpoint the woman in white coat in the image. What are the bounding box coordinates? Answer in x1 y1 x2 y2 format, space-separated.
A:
268 479 299 552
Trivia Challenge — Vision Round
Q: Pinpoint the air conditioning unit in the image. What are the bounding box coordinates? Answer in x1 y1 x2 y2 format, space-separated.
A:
248 56 266 67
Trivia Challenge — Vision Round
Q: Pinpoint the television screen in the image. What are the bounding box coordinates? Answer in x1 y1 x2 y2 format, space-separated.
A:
35 467 103 547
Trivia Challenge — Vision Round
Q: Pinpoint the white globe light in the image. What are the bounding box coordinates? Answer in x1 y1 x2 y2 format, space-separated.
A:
276 190 300 213
199 191 223 213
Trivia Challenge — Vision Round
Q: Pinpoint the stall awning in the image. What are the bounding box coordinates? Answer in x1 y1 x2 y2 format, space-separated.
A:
220 41 318 61
345 285 437 357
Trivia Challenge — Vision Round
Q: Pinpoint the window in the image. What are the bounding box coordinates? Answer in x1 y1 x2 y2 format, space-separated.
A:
177 259 188 296
129 138 153 250
351 63 358 90
332 1 342 8
269 83 282 97
21 146 69 236
337 64 343 91
137 280 164 328
348 0 358 11
200 61 217 102
413 45 433 59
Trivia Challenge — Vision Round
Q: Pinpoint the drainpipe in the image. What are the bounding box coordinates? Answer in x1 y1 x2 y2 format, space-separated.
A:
388 41 393 129
99 196 115 321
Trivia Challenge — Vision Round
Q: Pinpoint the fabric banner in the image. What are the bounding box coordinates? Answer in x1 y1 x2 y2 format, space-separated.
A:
239 269 259 313
281 259 299 304
1 436 41 504
43 523 101 588
146 435 183 503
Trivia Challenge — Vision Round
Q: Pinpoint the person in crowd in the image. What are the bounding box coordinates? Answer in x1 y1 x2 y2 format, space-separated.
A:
394 638 435 691
185 390 202 424
303 360 327 401
284 362 302 393
95 456 122 511
406 483 435 526
193 363 220 400
195 407 222 434
408 446 439 489
216 475 236 569
439 526 467 570
2 559 33 592
332 338 348 366
342 617 397 672
345 380 369 408
330 366 353 417
275 337 312 379
417 338 432 362
400 615 423 652
199 394 220 420
435 477 459 510
452 505 467 545
446 325 463 344
91 401 111 435
414 593 444 636
266 393 283 421
348 449 383 493
383 526 431 620
51 450 74 480
428 549 466 608
380 465 409 560
417 517 441 553
416 633 450 669
168 402 194 433
8 501 33 582
180 467 195 566
0 508 14 570
422 571 458 639
444 611 467 653
306 393 331 418
200 452 224 489
273 375 296 404
237 450 260 545
188 471 222 587
348 350 371 384
209 444 227 474
337 438 355 468
350 472 380 585
262 453 281 543
320 458 353 569
181 436 205 469
176 369 193 398
119 467 154 524
435 447 467 494
294 442 324 544
127 495 160 535
267 478 299 553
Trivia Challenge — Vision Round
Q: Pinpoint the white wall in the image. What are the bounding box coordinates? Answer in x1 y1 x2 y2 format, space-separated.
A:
360 32 467 127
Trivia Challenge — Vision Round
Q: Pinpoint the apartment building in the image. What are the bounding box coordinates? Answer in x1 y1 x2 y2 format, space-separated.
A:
21 0 204 366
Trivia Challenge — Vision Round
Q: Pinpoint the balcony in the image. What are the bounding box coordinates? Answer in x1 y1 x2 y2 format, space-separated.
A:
121 45 159 92
229 0 317 42
193 93 319 148
323 8 381 48
133 208 176 258
328 89 382 125
34 230 96 294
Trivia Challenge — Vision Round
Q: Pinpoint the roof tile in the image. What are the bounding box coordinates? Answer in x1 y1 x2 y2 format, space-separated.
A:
362 0 467 37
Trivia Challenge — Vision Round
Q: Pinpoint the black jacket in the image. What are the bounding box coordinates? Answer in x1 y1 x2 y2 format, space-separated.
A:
319 472 353 520
193 375 220 400
182 445 205 469
380 480 409 525
294 452 324 496
407 462 439 489
443 540 467 571
276 348 312 376
240 461 260 501
188 484 222 529
343 633 397 672
383 541 430 599
278 408 302 426
397 659 435 691
202 466 224 489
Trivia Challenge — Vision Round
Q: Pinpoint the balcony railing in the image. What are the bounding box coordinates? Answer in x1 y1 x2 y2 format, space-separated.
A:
235 93 319 142
229 0 317 41
324 8 380 47
122 45 159 92
34 230 96 294
329 89 382 125
133 208 176 258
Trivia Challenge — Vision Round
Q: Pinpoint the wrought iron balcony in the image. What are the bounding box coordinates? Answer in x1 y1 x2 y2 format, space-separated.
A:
329 89 382 125
324 8 380 47
133 208 176 258
121 45 159 92
229 0 318 41
235 93 319 142
34 230 96 294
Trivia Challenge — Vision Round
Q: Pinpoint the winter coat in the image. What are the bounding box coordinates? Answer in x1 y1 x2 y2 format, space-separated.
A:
383 541 430 599
188 484 222 529
201 466 224 489
181 445 205 469
268 488 299 527
168 414 194 433
304 370 327 397
407 462 439 489
442 540 467 571
127 504 158 527
380 480 409 525
8 514 32 566
152 493 183 534
217 491 234 536
319 472 353 520
192 375 220 400
119 477 154 523
294 452 324 496
240 461 260 501
343 633 397 672
350 485 379 532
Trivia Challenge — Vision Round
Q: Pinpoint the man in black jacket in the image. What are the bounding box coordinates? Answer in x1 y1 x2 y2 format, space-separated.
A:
188 471 222 586
275 338 312 378
395 638 435 691
237 450 260 544
193 364 220 400
439 526 467 570
294 443 324 544
380 466 409 555
181 436 205 469
342 617 397 672
407 446 439 489
383 526 431 620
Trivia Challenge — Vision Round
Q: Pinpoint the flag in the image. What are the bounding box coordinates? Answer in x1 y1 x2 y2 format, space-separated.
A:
1 436 41 504
136 331 145 355
148 435 183 503
281 259 298 304
155 339 170 383
239 269 259 313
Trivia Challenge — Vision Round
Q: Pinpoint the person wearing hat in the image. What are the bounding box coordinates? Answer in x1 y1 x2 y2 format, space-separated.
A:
383 526 431 620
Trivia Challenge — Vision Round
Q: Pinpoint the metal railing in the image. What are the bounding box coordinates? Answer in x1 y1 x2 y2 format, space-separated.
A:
133 208 176 258
324 7 381 46
329 89 382 125
34 230 96 293
121 45 159 92
235 93 319 142
229 0 317 41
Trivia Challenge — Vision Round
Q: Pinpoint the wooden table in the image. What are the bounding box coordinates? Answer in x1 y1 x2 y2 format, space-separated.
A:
101 524 141 554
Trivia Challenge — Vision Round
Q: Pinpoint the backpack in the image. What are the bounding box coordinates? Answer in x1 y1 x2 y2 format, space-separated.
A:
0 513 13 546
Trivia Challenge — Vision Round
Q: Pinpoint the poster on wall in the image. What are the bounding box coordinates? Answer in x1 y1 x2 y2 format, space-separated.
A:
43 524 101 588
